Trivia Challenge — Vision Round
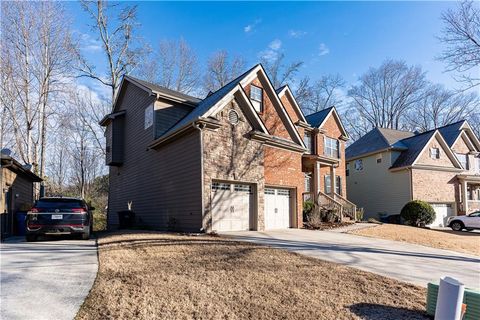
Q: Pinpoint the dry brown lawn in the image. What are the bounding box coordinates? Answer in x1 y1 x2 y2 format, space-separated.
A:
76 231 428 320
352 224 480 256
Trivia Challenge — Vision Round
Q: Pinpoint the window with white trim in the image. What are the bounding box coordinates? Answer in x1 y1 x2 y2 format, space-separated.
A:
304 174 312 192
324 137 340 158
324 175 331 194
250 85 263 113
346 163 350 176
144 103 153 129
354 159 363 171
456 153 469 170
376 154 382 164
477 158 480 173
430 147 440 159
336 176 341 195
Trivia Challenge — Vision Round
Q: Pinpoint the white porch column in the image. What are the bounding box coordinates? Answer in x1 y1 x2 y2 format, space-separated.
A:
330 165 336 198
313 162 320 203
461 180 469 213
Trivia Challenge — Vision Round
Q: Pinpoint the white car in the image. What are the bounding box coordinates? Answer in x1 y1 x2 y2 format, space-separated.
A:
447 211 480 231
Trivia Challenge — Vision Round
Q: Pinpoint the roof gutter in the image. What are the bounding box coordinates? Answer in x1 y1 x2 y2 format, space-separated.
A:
346 146 407 162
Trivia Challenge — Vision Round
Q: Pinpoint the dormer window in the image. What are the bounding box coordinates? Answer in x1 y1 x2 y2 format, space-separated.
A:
250 85 263 113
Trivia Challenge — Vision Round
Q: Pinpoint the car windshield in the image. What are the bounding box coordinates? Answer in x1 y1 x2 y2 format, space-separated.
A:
35 199 83 209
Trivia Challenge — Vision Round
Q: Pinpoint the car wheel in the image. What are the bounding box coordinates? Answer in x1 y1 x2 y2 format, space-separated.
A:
25 235 37 242
450 221 464 231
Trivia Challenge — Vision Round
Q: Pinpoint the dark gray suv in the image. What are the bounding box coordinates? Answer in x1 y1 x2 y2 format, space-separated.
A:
25 197 94 241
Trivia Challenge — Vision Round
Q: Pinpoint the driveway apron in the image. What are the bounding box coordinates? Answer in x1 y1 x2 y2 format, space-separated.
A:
222 229 480 288
1 237 98 320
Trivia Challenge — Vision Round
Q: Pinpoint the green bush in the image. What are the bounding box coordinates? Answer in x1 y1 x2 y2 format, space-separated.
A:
400 200 435 227
303 200 315 221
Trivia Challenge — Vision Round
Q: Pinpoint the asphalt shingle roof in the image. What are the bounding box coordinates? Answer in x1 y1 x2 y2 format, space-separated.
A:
345 128 413 159
437 120 465 147
305 107 333 128
390 130 436 168
158 64 260 139
126 76 202 104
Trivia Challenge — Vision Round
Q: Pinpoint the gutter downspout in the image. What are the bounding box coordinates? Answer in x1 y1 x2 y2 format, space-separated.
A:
193 122 206 232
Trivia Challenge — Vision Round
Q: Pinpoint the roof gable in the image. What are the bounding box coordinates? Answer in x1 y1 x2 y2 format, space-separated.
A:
391 131 462 169
276 85 308 124
239 65 305 148
305 107 348 138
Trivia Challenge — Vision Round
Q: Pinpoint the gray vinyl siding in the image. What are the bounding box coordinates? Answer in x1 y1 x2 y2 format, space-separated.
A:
347 151 411 219
154 99 193 138
107 82 203 231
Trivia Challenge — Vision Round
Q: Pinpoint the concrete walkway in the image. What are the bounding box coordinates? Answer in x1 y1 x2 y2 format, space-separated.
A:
1 236 98 320
222 229 480 288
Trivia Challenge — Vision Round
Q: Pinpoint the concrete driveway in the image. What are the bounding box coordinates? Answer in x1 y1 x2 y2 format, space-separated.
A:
222 229 480 288
1 236 98 320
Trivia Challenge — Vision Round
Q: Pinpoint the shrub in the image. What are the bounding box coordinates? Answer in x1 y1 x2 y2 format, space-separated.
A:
400 200 435 227
356 208 365 221
304 205 340 228
303 200 315 221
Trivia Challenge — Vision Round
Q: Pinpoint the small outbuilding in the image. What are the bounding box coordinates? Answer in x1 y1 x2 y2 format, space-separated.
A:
1 150 42 240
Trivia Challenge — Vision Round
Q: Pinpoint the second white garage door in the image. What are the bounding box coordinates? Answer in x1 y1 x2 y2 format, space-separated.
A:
428 203 454 227
211 182 252 232
264 188 291 230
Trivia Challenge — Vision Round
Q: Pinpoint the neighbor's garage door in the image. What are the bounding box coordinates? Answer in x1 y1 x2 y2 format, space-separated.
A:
264 188 291 230
429 203 454 227
211 182 252 232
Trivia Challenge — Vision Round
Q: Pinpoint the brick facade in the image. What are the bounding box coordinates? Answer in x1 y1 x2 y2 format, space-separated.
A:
411 169 458 203
203 100 265 231
416 136 456 167
316 115 348 196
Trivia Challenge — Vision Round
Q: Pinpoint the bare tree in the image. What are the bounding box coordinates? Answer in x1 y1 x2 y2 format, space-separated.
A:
77 0 147 106
261 52 303 89
439 0 480 89
348 59 427 130
136 38 199 94
297 74 346 114
204 50 245 93
408 84 480 131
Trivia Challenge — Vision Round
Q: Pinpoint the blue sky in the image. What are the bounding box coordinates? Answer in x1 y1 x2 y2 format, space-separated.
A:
68 1 462 99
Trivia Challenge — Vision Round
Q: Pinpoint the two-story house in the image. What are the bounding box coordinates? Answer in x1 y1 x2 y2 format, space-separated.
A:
101 64 355 232
346 121 480 226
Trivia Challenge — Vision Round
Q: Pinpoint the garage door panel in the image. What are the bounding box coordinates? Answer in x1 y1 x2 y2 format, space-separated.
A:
428 203 453 227
211 182 252 232
265 188 291 230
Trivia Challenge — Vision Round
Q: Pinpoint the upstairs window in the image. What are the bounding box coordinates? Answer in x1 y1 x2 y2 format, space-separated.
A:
250 85 263 113
324 137 340 158
144 103 153 129
346 163 350 176
304 174 312 192
304 133 313 154
477 158 480 173
355 159 363 171
456 153 469 170
430 147 440 159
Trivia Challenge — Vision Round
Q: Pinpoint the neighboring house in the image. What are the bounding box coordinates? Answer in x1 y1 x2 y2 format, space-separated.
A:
1 151 42 240
101 64 355 232
346 121 480 226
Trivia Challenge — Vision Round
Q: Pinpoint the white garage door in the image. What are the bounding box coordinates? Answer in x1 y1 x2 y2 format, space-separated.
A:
264 188 291 230
211 182 252 232
429 203 454 227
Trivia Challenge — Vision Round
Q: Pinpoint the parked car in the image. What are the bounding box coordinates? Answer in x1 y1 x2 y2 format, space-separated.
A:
447 211 480 231
25 197 94 241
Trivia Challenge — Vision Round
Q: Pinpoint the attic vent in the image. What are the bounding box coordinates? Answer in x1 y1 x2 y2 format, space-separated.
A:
228 110 239 125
